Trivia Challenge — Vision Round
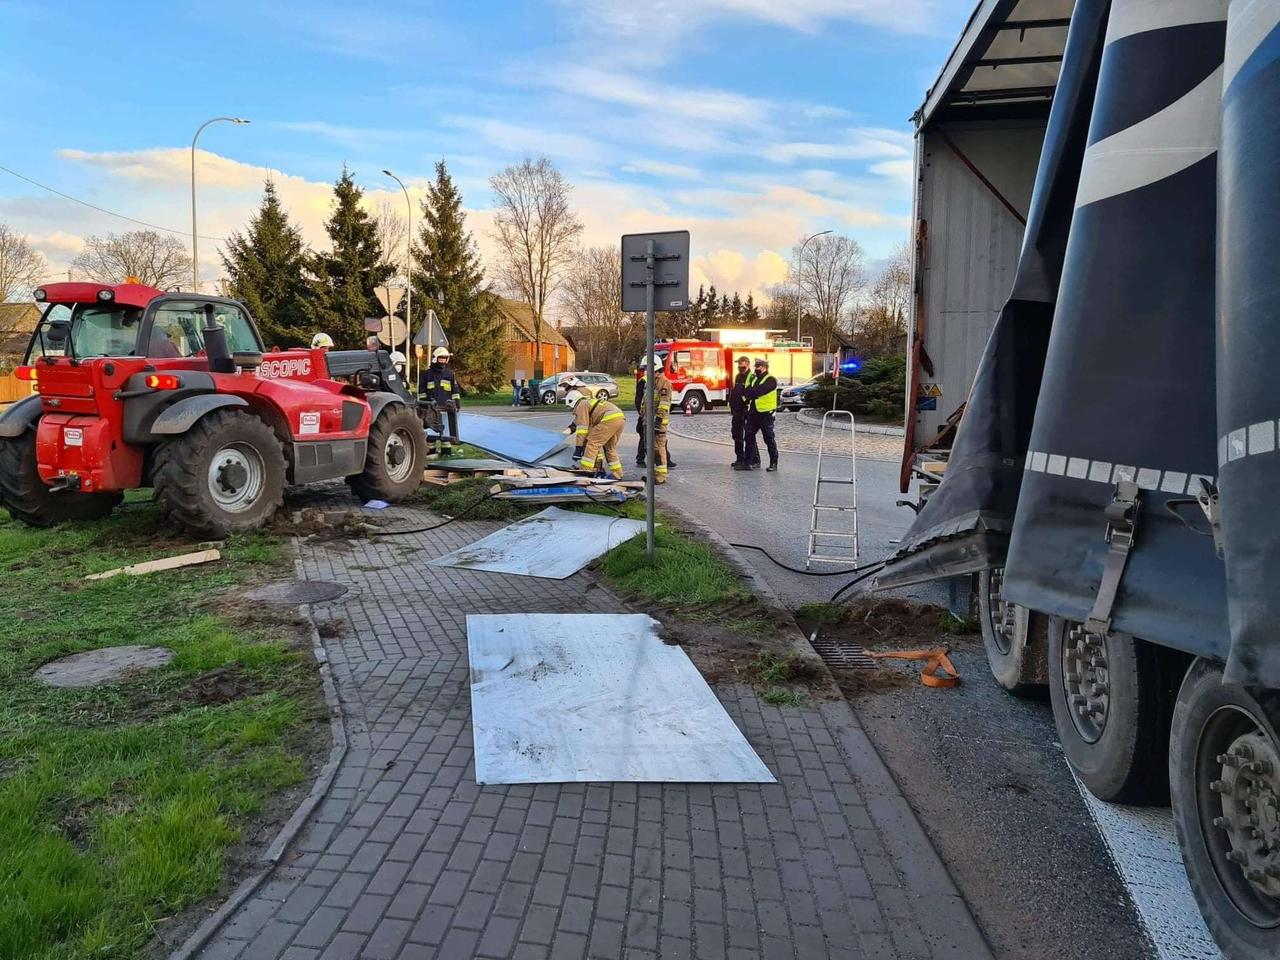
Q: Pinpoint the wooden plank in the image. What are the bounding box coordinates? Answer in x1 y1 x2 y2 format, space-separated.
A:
86 549 222 581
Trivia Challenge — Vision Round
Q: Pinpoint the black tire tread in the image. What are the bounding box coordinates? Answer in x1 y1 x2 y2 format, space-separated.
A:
153 409 285 538
0 432 121 526
978 568 1045 698
348 404 427 503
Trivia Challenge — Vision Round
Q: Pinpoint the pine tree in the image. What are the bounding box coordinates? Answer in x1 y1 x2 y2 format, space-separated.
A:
306 167 393 348
705 285 719 325
221 181 311 348
719 293 731 319
744 293 761 325
730 292 743 324
413 161 506 391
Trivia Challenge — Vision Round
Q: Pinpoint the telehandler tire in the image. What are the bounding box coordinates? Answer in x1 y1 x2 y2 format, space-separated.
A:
348 403 426 503
0 431 121 526
153 409 286 538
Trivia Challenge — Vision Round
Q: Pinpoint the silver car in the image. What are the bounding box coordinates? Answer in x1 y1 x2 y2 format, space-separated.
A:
541 371 619 403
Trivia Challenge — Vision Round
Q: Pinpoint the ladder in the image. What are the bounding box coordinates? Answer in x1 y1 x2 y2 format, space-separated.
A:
807 410 859 568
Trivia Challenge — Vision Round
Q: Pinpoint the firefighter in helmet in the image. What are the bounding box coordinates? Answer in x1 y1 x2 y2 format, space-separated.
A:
563 377 626 479
310 332 335 350
635 356 673 484
419 346 460 450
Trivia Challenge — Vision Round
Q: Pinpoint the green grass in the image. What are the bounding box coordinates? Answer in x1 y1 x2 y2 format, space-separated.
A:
0 504 319 960
747 650 799 684
599 519 748 607
761 688 808 707
792 602 849 625
406 476 536 522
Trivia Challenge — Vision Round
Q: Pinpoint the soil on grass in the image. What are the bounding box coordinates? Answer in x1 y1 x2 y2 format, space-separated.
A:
795 596 981 699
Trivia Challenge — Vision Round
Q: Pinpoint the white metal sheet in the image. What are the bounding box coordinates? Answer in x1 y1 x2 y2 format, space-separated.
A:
467 614 775 784
428 507 646 580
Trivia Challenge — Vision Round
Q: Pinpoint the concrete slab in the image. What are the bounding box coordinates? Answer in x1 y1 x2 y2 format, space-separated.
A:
35 645 173 688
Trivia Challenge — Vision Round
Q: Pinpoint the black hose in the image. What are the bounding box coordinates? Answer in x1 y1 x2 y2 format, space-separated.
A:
369 486 503 536
729 542 869 577
829 562 887 604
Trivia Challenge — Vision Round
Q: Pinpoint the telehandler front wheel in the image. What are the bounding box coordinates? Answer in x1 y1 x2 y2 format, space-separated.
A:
348 404 427 503
153 410 286 538
0 431 121 526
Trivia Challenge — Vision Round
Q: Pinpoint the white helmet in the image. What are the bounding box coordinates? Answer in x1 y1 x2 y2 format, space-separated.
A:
389 350 406 367
564 389 587 406
432 347 451 361
311 332 334 349
562 376 585 390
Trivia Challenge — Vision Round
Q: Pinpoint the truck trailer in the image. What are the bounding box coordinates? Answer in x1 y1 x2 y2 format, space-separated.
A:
878 1 1280 956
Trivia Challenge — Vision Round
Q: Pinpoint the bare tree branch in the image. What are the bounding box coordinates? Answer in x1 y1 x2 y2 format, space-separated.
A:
374 200 408 277
489 156 583 370
69 230 193 289
561 246 639 370
0 224 47 303
793 233 866 355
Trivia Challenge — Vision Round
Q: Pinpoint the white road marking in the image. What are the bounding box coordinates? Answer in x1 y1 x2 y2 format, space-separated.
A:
1073 774 1224 960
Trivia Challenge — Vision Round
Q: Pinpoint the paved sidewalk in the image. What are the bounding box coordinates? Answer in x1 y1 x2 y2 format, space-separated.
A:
194 502 990 960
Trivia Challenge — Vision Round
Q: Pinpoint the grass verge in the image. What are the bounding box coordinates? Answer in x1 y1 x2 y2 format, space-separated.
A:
0 496 322 960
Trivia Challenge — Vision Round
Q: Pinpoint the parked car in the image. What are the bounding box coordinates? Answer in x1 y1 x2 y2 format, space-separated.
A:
780 374 830 410
539 371 618 404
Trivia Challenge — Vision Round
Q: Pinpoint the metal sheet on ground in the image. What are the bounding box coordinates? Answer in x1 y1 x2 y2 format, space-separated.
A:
428 506 645 579
461 414 567 464
467 613 775 784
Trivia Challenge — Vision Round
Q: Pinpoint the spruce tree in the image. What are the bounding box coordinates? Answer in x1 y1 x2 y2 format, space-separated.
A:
720 293 731 319
705 284 719 325
306 167 393 348
744 293 761 325
221 181 311 348
413 160 506 390
730 291 743 324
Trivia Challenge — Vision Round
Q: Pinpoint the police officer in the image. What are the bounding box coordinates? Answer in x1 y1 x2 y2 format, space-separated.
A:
419 347 460 448
635 358 677 471
564 378 626 479
736 357 780 472
729 354 754 467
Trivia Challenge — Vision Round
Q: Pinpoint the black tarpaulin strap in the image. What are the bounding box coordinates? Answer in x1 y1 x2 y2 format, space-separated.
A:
1084 481 1140 636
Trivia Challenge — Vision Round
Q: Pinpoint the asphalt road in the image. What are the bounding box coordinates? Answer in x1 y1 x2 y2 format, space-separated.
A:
475 405 1154 960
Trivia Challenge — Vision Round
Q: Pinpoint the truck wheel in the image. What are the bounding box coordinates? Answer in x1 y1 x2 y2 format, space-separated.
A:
348 404 426 503
0 432 122 526
1048 617 1175 804
683 391 706 415
1171 659 1280 960
153 410 286 538
978 567 1047 696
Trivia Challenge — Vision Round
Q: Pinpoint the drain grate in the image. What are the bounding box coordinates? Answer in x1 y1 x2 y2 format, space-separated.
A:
245 580 349 605
808 630 877 670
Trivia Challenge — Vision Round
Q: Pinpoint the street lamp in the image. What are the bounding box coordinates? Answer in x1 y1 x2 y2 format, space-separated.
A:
794 229 832 343
383 169 413 389
191 116 250 291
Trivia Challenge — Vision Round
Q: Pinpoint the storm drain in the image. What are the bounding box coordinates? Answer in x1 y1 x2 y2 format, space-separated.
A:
808 630 877 670
245 580 349 605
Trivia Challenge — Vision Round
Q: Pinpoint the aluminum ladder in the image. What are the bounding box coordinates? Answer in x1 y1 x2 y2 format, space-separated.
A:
807 410 859 568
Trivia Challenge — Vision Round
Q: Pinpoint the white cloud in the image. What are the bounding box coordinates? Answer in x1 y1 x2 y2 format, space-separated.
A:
763 127 912 163
620 160 703 180
441 117 608 167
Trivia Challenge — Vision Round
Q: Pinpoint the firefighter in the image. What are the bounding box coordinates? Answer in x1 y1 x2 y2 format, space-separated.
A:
736 357 780 472
310 332 334 350
419 347 460 448
729 354 755 467
635 358 677 471
563 377 626 479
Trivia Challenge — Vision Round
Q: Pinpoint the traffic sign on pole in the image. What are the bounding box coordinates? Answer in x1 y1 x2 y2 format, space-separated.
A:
621 230 690 564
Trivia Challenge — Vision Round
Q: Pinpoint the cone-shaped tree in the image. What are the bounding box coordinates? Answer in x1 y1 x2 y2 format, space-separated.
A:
221 181 311 348
413 160 506 390
306 167 393 348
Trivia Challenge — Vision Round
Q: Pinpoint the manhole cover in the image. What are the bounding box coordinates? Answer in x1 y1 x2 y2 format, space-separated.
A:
809 631 877 670
244 580 348 604
36 645 174 688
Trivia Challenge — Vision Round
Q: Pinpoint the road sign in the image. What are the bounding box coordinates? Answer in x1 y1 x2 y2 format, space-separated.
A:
375 284 405 317
378 316 409 348
412 309 448 350
621 231 690 313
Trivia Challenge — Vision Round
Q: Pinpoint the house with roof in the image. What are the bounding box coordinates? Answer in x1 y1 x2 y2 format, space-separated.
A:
0 302 40 405
497 298 575 381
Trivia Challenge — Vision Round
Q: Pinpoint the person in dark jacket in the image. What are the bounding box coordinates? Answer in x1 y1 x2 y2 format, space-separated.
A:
735 357 780 472
728 354 754 467
419 347 460 447
634 361 677 469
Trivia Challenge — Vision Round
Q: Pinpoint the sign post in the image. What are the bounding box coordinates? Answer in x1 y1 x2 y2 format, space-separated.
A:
621 230 690 563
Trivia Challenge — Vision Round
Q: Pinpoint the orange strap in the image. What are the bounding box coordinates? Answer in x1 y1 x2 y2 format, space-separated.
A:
867 648 960 688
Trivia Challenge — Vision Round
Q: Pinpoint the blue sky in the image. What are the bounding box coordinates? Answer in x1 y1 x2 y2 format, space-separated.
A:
0 0 970 299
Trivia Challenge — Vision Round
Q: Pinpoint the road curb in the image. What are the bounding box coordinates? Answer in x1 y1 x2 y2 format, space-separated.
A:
168 544 350 960
660 502 995 959
796 406 906 436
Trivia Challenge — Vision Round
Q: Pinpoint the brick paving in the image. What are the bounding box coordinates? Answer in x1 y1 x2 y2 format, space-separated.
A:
193 500 990 960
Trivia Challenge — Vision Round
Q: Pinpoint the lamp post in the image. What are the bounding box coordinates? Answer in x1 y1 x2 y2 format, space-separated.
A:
383 170 414 389
794 229 832 344
191 117 249 292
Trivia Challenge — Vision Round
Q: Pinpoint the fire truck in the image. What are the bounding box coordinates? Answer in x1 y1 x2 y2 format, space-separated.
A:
652 333 814 414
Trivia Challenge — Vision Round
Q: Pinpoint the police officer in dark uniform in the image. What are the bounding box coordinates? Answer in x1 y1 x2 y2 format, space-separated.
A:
729 354 754 467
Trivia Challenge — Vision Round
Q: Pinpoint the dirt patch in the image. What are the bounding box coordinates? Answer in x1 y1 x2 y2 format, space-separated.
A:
315 617 345 638
798 597 977 699
273 506 386 542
